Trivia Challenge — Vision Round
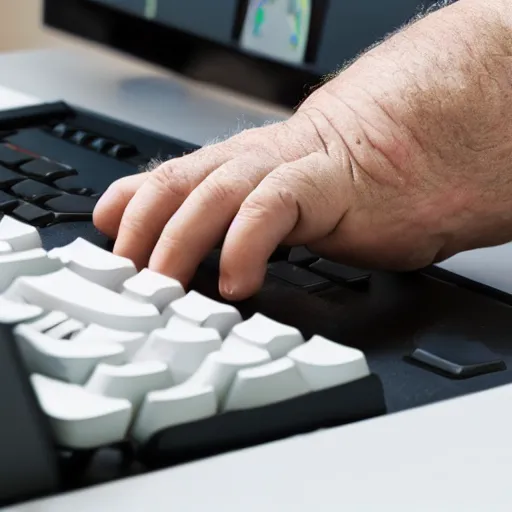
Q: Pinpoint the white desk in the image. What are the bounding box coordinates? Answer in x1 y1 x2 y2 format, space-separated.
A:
2 46 512 512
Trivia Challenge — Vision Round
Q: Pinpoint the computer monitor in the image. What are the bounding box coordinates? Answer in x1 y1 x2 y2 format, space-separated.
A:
44 0 434 109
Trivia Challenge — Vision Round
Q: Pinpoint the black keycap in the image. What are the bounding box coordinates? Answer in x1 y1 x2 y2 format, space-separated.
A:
0 191 19 212
51 122 75 139
125 154 152 170
268 261 331 292
44 194 98 214
288 246 319 266
11 180 62 203
12 203 55 227
19 159 77 181
407 325 507 379
53 175 95 195
0 325 60 504
0 165 25 188
0 144 31 167
89 137 115 153
69 130 95 146
108 143 137 159
309 259 372 286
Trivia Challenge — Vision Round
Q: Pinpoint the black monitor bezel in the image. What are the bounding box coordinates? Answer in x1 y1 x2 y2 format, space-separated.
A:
44 0 328 109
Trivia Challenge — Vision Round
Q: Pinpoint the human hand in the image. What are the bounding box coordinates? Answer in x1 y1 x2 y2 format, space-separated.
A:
94 0 512 301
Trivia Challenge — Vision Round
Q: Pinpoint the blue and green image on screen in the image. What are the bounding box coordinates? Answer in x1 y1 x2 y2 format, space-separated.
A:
240 0 313 65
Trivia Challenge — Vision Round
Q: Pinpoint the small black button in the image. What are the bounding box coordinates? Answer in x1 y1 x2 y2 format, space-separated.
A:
407 325 506 379
19 159 77 181
69 131 95 146
53 175 95 195
11 180 62 203
268 262 331 292
44 194 98 215
89 137 115 153
309 259 371 287
0 144 31 167
0 191 19 213
108 143 137 159
288 246 319 266
52 123 75 139
125 154 152 170
0 166 25 188
12 203 54 227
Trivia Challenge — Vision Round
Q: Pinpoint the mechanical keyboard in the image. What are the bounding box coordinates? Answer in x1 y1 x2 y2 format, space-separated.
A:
3 102 512 507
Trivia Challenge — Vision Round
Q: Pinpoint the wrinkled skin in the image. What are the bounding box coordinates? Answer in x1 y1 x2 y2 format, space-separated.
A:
94 0 512 301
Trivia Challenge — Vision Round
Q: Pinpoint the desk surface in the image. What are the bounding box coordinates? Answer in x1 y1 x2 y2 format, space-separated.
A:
2 46 512 512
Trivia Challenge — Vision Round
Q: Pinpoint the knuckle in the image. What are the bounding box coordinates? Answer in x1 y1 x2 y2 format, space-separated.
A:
150 162 193 200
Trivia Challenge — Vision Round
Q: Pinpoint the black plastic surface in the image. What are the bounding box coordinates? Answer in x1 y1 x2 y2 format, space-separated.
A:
0 325 59 506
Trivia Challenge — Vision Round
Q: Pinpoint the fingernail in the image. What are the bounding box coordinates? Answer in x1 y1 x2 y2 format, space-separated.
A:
219 276 237 299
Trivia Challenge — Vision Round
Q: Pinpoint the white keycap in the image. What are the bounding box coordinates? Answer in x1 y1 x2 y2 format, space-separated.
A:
165 290 242 338
223 313 304 359
223 357 310 411
0 248 62 292
188 344 271 401
31 374 132 449
9 268 162 332
0 296 43 324
122 268 185 312
134 325 222 384
0 241 12 254
25 311 68 332
48 238 137 291
14 324 126 384
0 216 42 252
288 336 370 391
72 324 147 359
46 319 85 339
85 361 172 410
131 383 216 443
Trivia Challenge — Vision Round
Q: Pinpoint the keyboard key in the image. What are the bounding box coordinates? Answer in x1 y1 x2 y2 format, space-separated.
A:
12 203 55 227
0 165 25 188
0 240 11 253
19 159 76 181
0 190 19 212
69 130 95 146
0 248 62 292
72 324 147 359
288 246 319 266
31 374 132 449
222 313 304 359
89 137 115 153
188 344 271 401
0 144 31 167
309 259 371 286
85 361 172 409
49 238 137 291
0 296 43 324
25 311 68 333
14 324 126 384
51 123 75 139
122 268 185 312
165 290 242 338
268 262 331 292
11 179 62 203
44 194 98 215
134 326 222 384
52 175 95 195
132 383 216 443
223 358 310 411
45 318 85 339
288 336 370 391
9 268 162 332
0 215 42 251
108 143 137 159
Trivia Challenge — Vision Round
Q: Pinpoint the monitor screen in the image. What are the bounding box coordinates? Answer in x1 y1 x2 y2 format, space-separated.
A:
45 0 435 108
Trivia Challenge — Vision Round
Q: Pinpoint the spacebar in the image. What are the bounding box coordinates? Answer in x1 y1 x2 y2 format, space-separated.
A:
8 268 162 332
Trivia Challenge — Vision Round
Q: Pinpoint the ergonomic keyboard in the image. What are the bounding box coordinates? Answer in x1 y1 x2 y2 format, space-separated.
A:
3 102 512 507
